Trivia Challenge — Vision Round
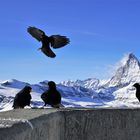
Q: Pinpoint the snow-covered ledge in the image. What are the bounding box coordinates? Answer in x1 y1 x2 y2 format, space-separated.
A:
0 108 140 140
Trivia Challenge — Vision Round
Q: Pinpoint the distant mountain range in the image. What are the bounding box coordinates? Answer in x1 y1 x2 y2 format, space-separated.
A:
0 53 140 111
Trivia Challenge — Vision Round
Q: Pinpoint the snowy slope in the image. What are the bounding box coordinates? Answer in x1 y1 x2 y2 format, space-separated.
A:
0 53 140 111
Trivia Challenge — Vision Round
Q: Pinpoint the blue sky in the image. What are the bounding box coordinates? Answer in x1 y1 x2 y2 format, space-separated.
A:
0 0 140 83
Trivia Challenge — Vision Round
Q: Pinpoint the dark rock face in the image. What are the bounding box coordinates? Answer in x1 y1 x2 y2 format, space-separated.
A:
1 109 140 140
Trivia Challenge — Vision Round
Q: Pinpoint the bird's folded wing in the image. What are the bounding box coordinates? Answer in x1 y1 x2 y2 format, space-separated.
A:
27 26 44 41
49 35 70 48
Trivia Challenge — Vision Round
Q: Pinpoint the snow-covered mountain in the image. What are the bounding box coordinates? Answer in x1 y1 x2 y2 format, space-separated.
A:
60 78 100 89
106 53 140 87
0 53 140 111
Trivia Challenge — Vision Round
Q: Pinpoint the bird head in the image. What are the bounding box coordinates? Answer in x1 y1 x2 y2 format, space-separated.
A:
48 81 56 89
133 83 140 88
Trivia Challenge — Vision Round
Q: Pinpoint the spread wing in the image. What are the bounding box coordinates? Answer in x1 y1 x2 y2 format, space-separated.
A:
49 35 70 48
27 26 45 41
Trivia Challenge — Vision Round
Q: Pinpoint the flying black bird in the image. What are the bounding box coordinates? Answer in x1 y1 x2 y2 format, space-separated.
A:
27 26 70 58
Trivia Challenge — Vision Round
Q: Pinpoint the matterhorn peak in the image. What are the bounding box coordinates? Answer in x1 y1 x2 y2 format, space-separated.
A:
107 53 140 87
119 53 140 67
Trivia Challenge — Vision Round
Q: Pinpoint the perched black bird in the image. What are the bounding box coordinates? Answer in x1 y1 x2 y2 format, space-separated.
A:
27 26 70 58
41 81 62 108
13 86 32 109
133 83 140 102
